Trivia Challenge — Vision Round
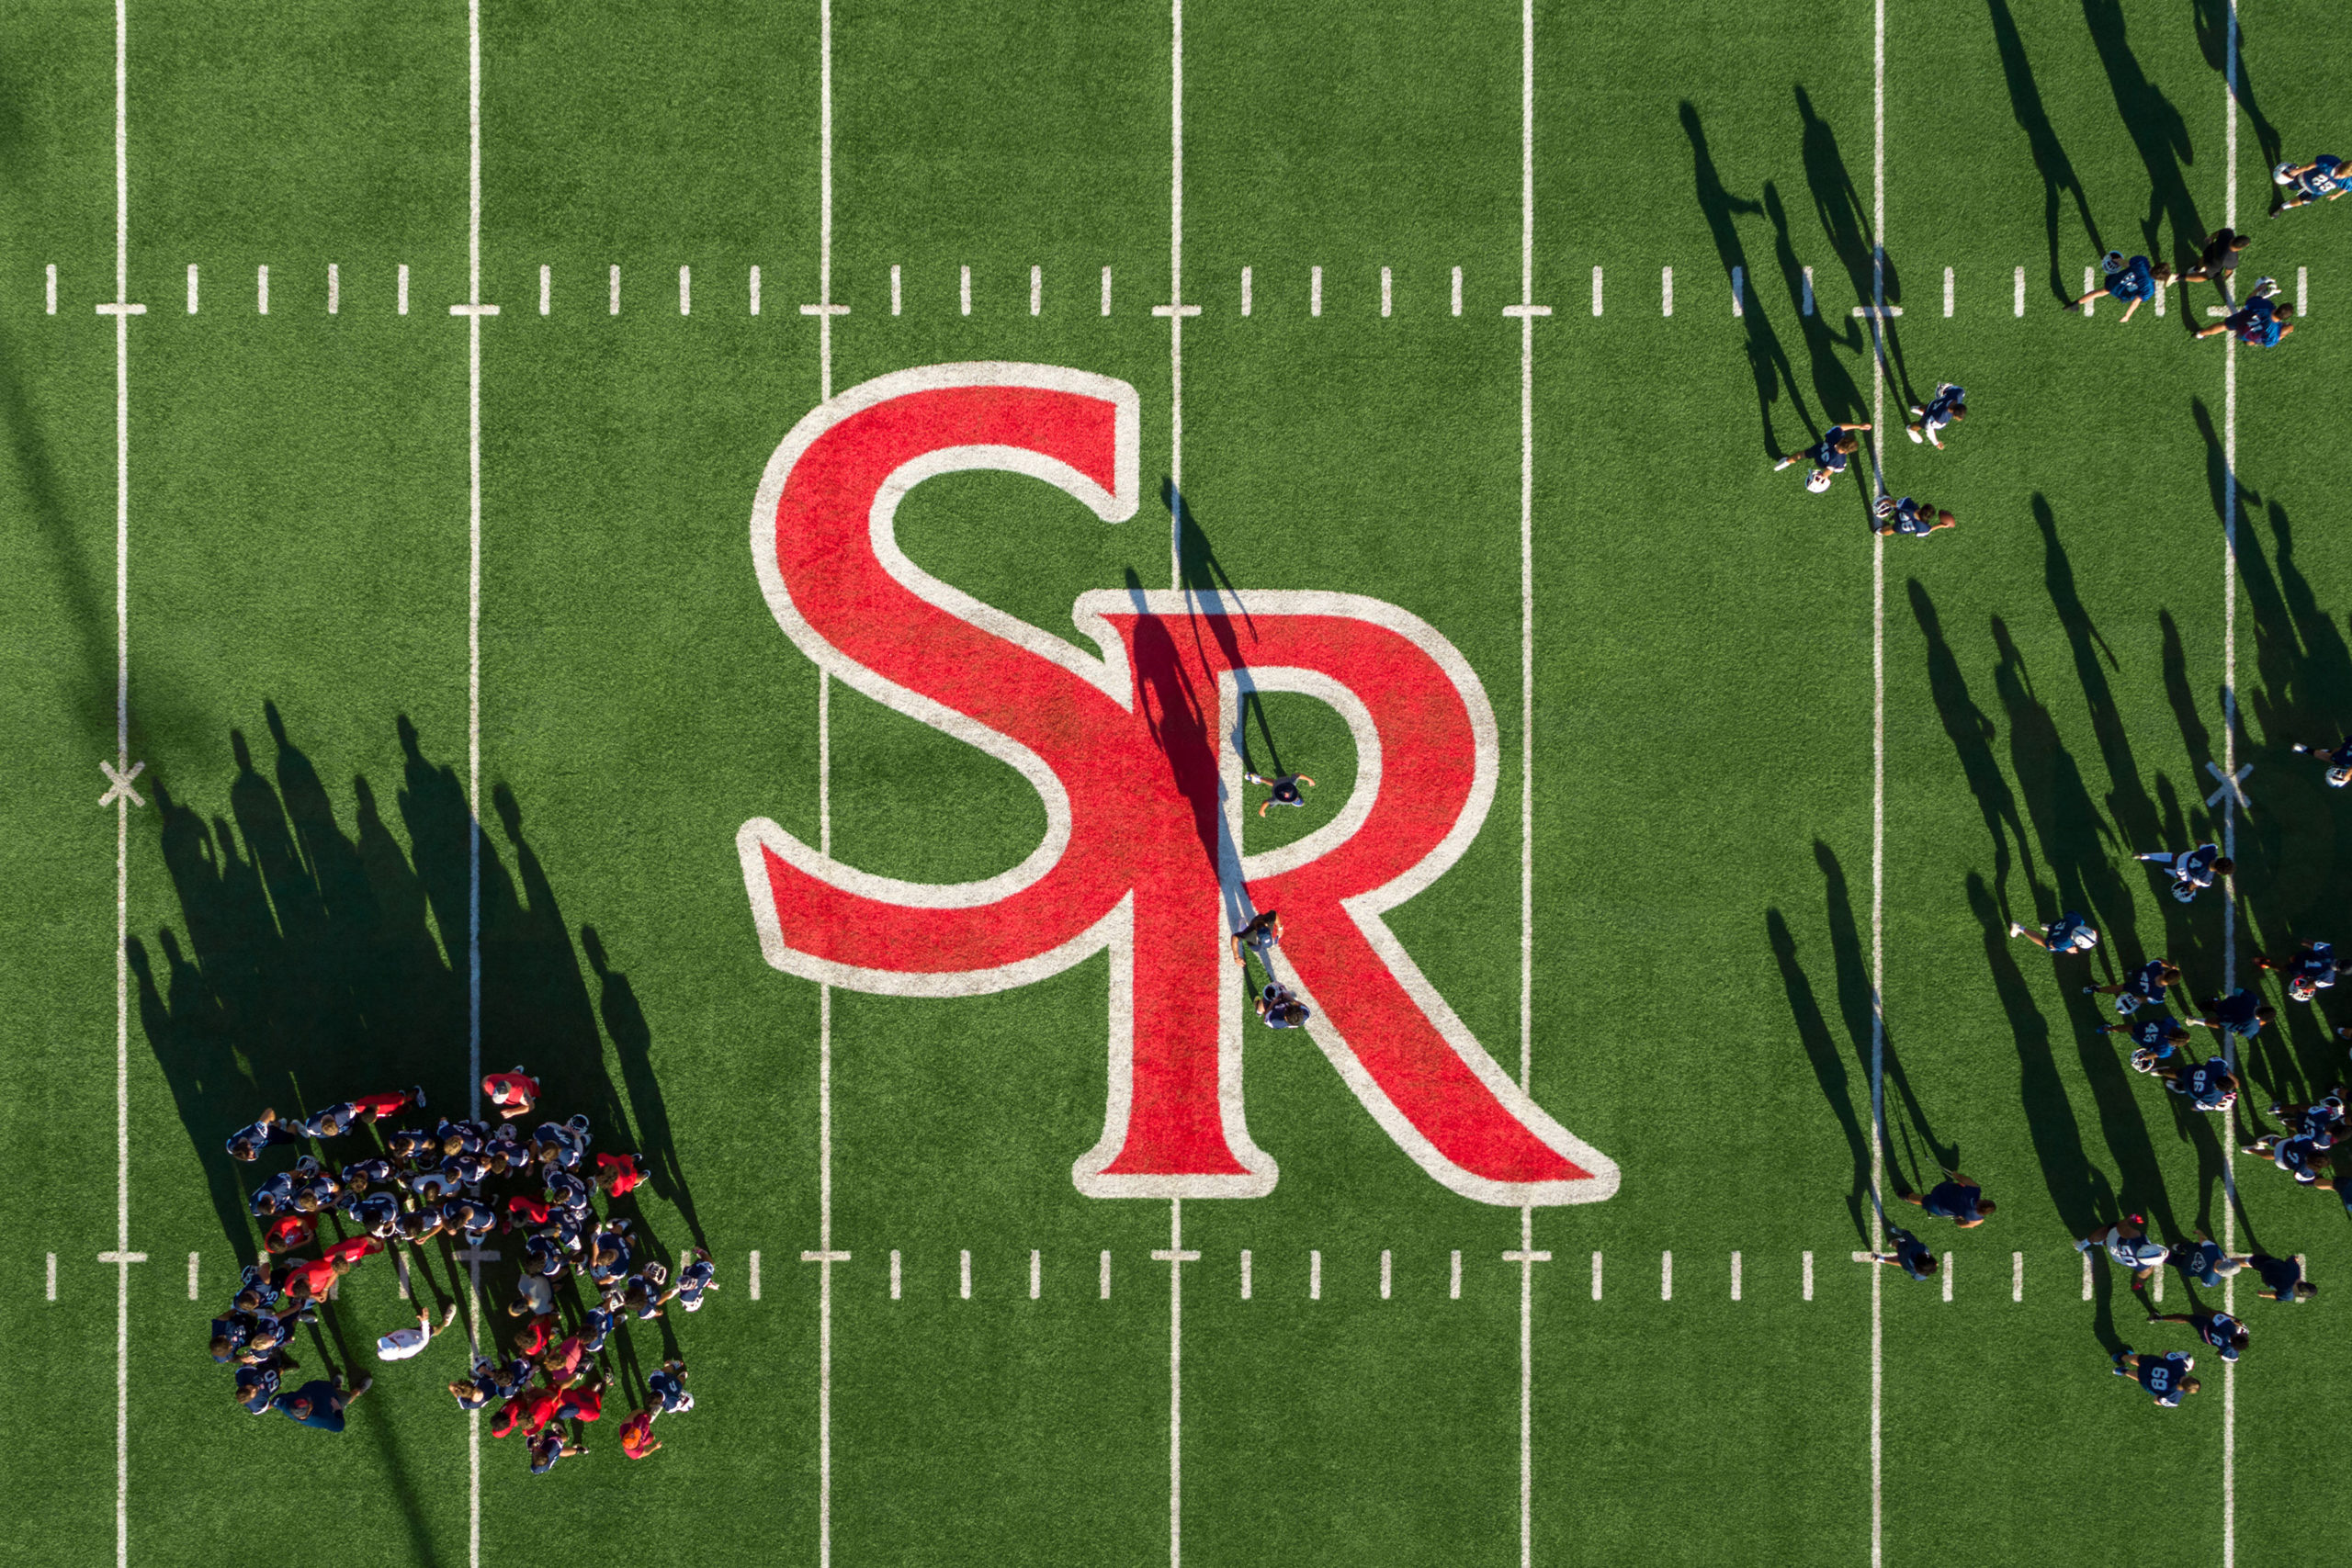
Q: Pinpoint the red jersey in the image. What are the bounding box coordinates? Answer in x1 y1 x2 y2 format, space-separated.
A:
321 1235 382 1268
619 1411 659 1459
482 1072 539 1108
490 1398 522 1438
263 1216 316 1252
515 1385 564 1435
506 1194 551 1225
278 1257 338 1299
558 1383 604 1423
514 1315 556 1358
595 1153 647 1197
351 1089 413 1121
541 1337 584 1385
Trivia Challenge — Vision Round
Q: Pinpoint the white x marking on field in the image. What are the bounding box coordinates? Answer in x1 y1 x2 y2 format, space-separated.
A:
98 760 144 808
2206 761 2253 808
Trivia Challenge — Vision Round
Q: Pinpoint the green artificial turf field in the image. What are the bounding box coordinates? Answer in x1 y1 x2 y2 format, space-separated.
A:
3 1 2350 1563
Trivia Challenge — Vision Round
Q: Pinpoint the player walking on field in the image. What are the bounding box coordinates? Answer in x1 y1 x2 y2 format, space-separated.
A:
2077 1214 2166 1283
2109 1348 2199 1406
2274 153 2349 212
1904 383 1964 448
1245 770 1316 818
2068 251 2168 320
2133 842 2230 902
1866 1224 1939 1280
2009 910 2098 955
2255 940 2345 1002
2290 735 2352 785
2177 228 2249 302
1897 1168 1994 1227
2086 956 2179 1017
1873 495 1954 538
1774 422 1870 492
2195 281 2294 345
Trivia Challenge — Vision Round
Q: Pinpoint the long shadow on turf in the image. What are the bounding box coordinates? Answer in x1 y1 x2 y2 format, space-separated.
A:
1794 85 1917 412
1985 0 2104 304
1766 908 1872 1243
1678 103 1815 459
130 704 706 1280
2081 0 2204 269
1912 581 2040 914
2191 0 2283 180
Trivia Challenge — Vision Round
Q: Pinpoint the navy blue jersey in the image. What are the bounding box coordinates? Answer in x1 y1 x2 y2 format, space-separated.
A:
235 1365 280 1415
1886 498 1936 536
2193 1312 2244 1359
2210 990 2264 1035
2293 1100 2346 1140
2172 1059 2235 1109
650 1370 693 1413
1890 1227 1936 1280
2046 913 2096 953
2172 845 2221 897
2252 1253 2306 1302
2171 1240 2230 1287
2138 1352 2193 1405
523 1234 565 1278
2109 256 2155 301
2302 154 2346 196
2231 297 2284 346
2122 959 2172 1004
1807 426 1859 470
1921 385 1964 427
579 1308 615 1354
2124 1013 2181 1053
1921 1181 1983 1223
2273 1135 2324 1183
2287 942 2339 998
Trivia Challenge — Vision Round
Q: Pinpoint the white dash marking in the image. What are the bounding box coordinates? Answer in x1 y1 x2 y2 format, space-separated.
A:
749 1250 762 1301
2152 1268 2164 1303
678 265 690 315
751 265 762 315
1240 265 1252 316
538 265 549 316
1732 264 1745 316
1661 265 1672 316
1590 265 1602 315
959 1249 972 1300
890 1250 902 1301
398 263 410 315
396 1248 411 1299
1099 1249 1112 1300
1450 1249 1462 1300
1943 266 1953 316
1451 265 1463 316
186 1251 198 1300
183 264 195 314
1030 1249 1042 1299
959 264 971 316
2083 265 2096 315
1802 265 1814 314
2011 1251 2022 1303
1239 1249 1252 1300
47 263 58 314
2155 278 2168 317
609 265 620 315
2298 265 2308 315
1309 1249 1322 1300
1381 266 1392 317
1380 1249 1392 1299
1660 1250 1672 1301
1730 1250 1741 1301
1309 265 1322 316
1100 265 1112 316
1942 1254 1953 1303
890 264 902 316
1590 1251 1602 1301
1803 1250 1815 1301
2082 1250 2094 1301
46 1253 56 1301
1030 265 1041 316
256 264 267 315
2013 265 2025 316
327 264 339 315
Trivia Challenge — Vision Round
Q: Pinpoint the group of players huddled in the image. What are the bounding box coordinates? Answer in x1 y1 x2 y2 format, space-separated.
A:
207 1068 715 1470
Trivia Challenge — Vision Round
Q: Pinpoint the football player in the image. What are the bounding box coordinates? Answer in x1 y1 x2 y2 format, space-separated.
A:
2069 250 2168 321
2290 735 2352 786
272 1374 370 1432
2241 1129 2334 1189
527 1430 586 1475
2160 1055 2240 1112
2195 288 2293 346
2086 956 2180 1018
2178 228 2250 300
1773 423 1871 493
2248 1253 2316 1303
2106 1013 2191 1075
482 1066 541 1121
1231 908 1283 968
2076 1215 2167 1283
2146 1305 2248 1361
1244 771 1317 818
1896 1169 1993 1228
663 1247 718 1313
2255 940 2345 1002
2009 910 2098 956
2188 988 2272 1041
2274 153 2349 211
2133 842 2230 903
225 1108 300 1162
649 1358 695 1415
1872 496 1955 539
2166 1234 2245 1291
1904 383 1965 448
2109 1348 2198 1407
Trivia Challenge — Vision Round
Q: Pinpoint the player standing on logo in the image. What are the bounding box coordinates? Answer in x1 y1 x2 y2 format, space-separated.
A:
1904 384 1965 448
1897 1168 1994 1227
2133 842 2230 902
1873 496 1955 538
2009 910 2098 956
2086 956 2180 1017
1231 909 1283 969
2289 735 2352 786
1245 771 1316 818
1255 981 1312 1031
2255 940 2346 1002
1773 423 1871 493
2069 251 2168 321
2274 153 2350 212
2109 1348 2198 1407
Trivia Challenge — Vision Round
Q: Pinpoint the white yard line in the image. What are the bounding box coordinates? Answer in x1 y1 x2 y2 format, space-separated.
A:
1867 6 1887 1568
1512 4 1541 1559
459 2 491 1558
2219 21 2239 1566
1152 1202 1202 1568
103 3 143 1562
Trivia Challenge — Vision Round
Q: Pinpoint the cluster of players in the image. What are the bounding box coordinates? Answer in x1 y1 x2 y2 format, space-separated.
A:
1770 154 2345 540
208 1068 716 1469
